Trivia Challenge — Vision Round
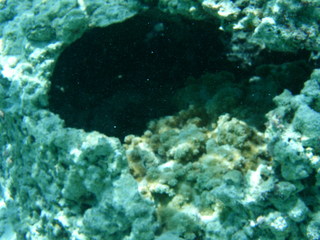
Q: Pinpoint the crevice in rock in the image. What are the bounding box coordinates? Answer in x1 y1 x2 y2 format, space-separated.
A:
49 11 229 140
48 10 313 141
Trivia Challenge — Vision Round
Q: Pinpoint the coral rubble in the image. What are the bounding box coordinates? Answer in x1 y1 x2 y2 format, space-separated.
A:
125 107 270 239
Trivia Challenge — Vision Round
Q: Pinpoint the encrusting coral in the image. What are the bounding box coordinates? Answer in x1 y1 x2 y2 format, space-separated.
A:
0 0 319 239
124 105 271 239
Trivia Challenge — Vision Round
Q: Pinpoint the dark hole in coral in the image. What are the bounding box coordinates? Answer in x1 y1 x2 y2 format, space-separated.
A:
254 50 313 94
80 202 94 214
49 11 313 140
299 172 318 210
78 192 97 214
152 192 172 206
49 12 230 140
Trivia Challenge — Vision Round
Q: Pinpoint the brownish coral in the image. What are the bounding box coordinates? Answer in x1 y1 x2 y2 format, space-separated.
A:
124 105 271 233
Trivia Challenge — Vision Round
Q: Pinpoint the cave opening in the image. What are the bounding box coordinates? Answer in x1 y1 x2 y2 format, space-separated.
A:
49 12 231 140
49 11 313 141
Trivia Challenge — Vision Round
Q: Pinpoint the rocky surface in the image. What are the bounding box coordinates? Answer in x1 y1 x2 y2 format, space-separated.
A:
0 0 319 239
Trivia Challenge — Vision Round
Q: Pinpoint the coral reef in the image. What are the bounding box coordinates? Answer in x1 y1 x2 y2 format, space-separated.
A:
157 0 320 64
123 69 320 238
0 104 157 240
0 0 319 239
125 107 270 239
265 69 320 239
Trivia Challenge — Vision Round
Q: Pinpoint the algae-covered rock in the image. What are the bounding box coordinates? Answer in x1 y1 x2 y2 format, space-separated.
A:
266 69 320 180
0 0 319 239
124 107 273 239
0 105 157 239
265 70 320 238
0 0 158 239
154 0 320 64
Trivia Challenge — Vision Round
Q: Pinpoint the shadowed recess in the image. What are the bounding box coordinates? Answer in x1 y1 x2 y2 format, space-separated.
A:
49 12 229 140
49 11 313 140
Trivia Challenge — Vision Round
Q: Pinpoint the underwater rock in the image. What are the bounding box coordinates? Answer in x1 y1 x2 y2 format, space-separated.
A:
124 107 273 238
265 69 320 238
266 69 320 181
153 0 320 64
0 0 319 239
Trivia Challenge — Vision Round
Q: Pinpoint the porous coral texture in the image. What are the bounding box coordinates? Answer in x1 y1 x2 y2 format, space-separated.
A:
124 106 270 238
